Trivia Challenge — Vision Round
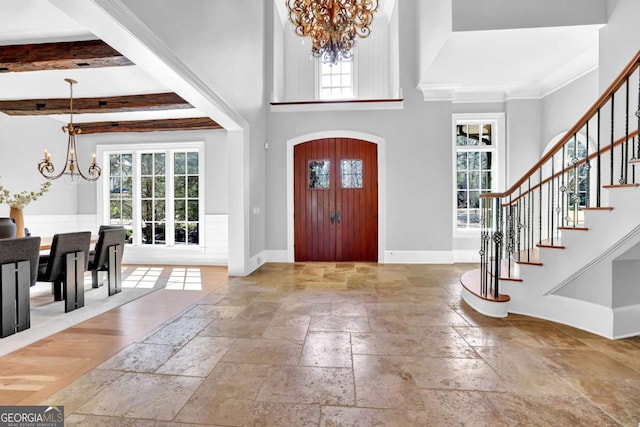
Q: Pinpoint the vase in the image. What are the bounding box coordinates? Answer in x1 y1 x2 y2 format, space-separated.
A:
10 207 25 238
0 217 17 239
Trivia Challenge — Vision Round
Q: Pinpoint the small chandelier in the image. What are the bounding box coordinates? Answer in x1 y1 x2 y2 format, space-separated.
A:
38 78 101 182
287 0 378 65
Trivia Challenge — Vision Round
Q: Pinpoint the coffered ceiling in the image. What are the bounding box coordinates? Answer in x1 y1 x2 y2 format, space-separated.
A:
0 0 221 133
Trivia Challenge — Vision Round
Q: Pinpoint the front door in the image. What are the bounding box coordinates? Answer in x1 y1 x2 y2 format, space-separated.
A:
294 138 378 261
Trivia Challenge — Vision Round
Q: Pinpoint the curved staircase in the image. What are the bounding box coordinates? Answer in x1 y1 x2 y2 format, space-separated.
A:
461 51 640 340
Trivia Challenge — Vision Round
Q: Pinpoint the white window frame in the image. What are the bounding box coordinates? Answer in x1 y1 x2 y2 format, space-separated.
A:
97 141 205 253
314 52 358 100
452 113 506 237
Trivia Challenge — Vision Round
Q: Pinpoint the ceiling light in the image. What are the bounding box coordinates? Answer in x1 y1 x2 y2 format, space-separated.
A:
37 78 101 182
286 0 378 65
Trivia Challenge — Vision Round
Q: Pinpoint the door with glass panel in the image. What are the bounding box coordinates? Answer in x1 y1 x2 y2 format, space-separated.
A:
294 138 378 262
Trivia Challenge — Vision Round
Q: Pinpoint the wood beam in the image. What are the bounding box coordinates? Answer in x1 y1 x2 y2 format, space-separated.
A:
0 93 192 115
0 40 133 72
76 117 223 134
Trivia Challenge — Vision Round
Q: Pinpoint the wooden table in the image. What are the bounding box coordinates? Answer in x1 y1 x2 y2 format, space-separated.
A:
39 235 99 251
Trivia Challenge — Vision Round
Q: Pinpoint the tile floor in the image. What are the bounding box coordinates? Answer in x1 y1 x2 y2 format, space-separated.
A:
42 263 640 426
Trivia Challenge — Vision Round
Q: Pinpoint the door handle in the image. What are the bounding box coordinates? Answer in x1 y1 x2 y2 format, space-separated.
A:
336 211 342 224
330 212 335 224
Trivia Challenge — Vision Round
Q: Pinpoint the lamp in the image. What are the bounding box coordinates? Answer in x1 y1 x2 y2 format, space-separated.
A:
287 0 378 65
37 78 101 182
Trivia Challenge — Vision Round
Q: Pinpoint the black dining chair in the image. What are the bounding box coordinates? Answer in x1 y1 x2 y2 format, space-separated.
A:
37 231 91 313
0 236 41 337
88 227 126 296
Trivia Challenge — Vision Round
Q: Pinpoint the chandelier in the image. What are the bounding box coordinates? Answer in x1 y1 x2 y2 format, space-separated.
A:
287 0 379 65
38 78 101 182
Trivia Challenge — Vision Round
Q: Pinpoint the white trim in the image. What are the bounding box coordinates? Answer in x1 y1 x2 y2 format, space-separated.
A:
451 113 506 238
453 249 481 263
249 250 267 271
271 100 404 113
286 130 386 263
612 303 640 339
384 251 454 264
266 250 289 263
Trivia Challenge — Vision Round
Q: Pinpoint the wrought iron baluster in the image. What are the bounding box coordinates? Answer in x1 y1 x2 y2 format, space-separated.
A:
560 144 566 227
492 197 502 298
597 109 602 207
538 168 543 245
611 93 615 186
585 120 591 207
622 76 630 184
550 155 555 245
572 132 579 226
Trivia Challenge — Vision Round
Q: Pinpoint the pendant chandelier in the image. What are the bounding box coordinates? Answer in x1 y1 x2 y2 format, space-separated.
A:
38 78 101 182
286 0 379 65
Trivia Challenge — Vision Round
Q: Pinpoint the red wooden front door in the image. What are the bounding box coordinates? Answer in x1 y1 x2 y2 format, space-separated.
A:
294 138 378 262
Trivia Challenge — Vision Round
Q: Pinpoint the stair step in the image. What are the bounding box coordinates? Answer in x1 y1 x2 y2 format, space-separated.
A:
460 269 510 303
581 207 614 211
537 239 565 249
512 248 542 266
603 183 640 189
628 158 640 164
558 226 589 231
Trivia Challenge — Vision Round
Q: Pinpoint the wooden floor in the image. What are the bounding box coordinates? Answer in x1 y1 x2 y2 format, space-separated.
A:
0 266 229 405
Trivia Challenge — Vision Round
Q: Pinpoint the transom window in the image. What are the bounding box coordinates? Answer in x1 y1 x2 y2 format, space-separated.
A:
453 115 504 233
101 143 204 247
317 57 355 100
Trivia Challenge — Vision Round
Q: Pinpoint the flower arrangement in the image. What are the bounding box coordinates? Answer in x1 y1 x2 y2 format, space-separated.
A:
0 178 52 209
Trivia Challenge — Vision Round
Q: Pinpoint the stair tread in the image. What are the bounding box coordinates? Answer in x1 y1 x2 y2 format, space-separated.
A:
581 207 614 211
558 226 589 231
603 183 640 189
537 239 565 249
461 269 510 302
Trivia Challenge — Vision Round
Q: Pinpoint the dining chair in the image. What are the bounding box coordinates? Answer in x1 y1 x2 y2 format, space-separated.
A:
0 236 41 337
37 231 91 313
88 227 126 296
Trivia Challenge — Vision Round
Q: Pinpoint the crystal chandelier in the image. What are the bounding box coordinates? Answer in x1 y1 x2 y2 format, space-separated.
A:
38 78 101 182
287 0 379 65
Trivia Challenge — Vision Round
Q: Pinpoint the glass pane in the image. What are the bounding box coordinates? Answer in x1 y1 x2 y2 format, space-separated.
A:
481 152 492 170
469 172 480 190
187 176 199 198
122 177 133 196
175 222 186 244
142 200 153 221
141 224 152 245
322 75 331 87
187 152 199 174
109 154 121 175
188 223 199 244
154 201 166 221
174 152 186 174
457 210 469 228
468 152 480 170
481 172 492 190
154 153 166 175
457 172 467 190
188 200 199 221
469 191 480 209
175 176 186 198
469 210 481 228
175 199 186 221
154 223 166 244
122 154 133 175
154 177 165 198
457 191 468 209
110 201 121 220
482 124 492 145
456 153 468 170
309 160 330 189
141 154 153 175
341 159 363 188
141 177 153 198
110 177 122 197
122 200 132 220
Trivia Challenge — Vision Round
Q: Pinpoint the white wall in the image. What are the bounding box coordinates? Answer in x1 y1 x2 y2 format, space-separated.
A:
600 0 640 91
0 115 78 217
505 99 542 185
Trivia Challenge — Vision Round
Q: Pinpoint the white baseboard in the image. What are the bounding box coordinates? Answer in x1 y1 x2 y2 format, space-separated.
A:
454 249 481 263
384 250 454 264
266 250 289 263
613 303 640 339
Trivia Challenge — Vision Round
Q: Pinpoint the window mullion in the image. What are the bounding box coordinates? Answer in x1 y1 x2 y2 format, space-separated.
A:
166 149 175 247
133 151 142 246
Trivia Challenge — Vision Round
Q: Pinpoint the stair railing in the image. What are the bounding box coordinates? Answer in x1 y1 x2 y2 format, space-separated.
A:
479 50 640 299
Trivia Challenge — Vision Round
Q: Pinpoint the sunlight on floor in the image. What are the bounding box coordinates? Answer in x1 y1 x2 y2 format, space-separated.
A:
122 267 163 289
166 268 203 291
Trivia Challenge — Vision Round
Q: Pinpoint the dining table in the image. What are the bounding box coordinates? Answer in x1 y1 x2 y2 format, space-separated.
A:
39 235 99 251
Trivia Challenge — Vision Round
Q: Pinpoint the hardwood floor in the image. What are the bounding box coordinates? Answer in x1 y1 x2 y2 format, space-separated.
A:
0 266 228 405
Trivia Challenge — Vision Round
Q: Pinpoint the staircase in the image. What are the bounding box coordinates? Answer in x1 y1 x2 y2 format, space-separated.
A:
461 51 640 340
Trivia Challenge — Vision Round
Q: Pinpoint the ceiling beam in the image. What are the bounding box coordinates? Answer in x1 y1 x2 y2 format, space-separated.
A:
76 117 222 134
0 93 192 115
0 40 133 73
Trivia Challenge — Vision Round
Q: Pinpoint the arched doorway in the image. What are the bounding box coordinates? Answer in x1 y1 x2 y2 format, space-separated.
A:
293 137 378 262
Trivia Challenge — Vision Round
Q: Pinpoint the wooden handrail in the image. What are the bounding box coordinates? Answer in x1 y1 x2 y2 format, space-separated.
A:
494 130 639 204
485 50 640 200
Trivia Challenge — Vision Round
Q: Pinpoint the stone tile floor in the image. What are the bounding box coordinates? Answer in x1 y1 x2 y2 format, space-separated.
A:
43 263 640 426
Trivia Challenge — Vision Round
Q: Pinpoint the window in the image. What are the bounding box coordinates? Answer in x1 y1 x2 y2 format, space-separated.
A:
101 143 204 248
453 114 505 234
317 56 355 100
